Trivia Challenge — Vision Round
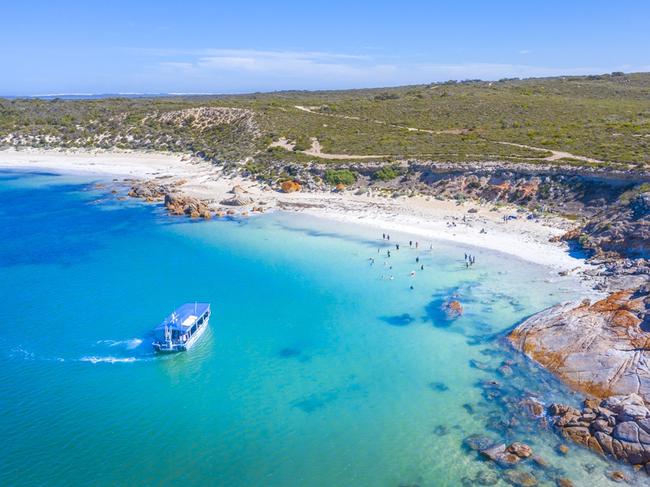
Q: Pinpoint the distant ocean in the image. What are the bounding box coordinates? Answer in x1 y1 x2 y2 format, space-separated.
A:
0 170 633 486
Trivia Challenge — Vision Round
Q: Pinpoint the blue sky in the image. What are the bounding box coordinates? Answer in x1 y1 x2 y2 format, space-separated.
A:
2 0 649 95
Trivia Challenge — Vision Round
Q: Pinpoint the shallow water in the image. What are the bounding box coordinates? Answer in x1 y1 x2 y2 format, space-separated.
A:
0 170 641 486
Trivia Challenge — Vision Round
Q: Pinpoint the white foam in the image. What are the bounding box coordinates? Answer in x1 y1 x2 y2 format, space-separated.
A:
96 338 143 350
80 356 137 364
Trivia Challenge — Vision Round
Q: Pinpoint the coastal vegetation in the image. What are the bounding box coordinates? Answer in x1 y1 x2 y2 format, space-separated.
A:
323 169 356 186
1 72 650 169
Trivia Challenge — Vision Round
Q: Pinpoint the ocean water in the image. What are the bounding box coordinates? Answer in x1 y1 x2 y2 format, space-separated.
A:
0 170 640 486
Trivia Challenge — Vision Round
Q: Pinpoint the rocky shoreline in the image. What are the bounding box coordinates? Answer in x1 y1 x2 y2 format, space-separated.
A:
549 395 650 477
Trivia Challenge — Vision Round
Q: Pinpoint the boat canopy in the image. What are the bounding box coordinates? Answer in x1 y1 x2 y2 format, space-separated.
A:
154 303 210 333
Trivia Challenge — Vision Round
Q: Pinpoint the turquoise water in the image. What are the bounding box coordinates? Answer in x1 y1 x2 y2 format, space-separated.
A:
0 170 640 486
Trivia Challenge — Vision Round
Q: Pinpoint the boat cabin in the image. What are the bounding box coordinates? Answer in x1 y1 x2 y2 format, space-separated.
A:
153 302 211 353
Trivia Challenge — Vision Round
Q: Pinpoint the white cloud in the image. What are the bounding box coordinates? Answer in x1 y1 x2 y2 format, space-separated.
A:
140 48 646 92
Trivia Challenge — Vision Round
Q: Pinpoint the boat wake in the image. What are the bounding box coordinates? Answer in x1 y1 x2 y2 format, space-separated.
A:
79 355 139 364
96 338 144 350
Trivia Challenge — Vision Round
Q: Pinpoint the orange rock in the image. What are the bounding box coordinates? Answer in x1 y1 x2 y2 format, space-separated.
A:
335 183 346 192
517 181 539 198
492 181 511 193
448 300 463 314
281 180 301 193
443 300 463 319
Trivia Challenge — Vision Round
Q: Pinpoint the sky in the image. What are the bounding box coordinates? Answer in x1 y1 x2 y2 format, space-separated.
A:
1 0 649 95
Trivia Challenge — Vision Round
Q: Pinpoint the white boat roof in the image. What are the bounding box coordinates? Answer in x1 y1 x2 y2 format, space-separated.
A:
181 315 197 327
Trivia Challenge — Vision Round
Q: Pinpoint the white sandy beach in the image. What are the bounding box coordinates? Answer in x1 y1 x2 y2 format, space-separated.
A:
0 147 590 273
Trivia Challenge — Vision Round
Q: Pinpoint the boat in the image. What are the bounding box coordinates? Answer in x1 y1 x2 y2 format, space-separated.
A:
152 303 211 353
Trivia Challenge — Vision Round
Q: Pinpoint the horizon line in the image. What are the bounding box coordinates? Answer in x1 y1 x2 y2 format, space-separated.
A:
1 69 643 99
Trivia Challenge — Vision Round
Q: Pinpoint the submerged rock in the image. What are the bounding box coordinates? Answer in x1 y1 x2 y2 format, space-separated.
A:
507 442 533 458
531 456 550 469
474 470 499 485
470 359 491 370
556 478 574 487
502 470 538 486
463 434 496 451
433 425 449 436
429 381 449 392
443 299 463 319
519 398 545 418
608 470 630 483
498 364 514 377
556 444 569 455
480 443 525 467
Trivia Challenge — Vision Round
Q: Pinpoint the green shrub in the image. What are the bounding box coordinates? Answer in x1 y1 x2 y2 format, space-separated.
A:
373 165 400 181
324 169 356 186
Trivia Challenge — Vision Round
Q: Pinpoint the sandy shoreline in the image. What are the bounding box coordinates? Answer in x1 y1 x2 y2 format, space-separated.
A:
0 147 592 274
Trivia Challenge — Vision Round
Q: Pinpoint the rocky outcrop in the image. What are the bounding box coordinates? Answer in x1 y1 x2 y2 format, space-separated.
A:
508 287 650 402
128 181 172 200
127 180 213 218
549 394 650 474
164 193 212 218
220 195 253 206
577 191 650 259
479 441 533 467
